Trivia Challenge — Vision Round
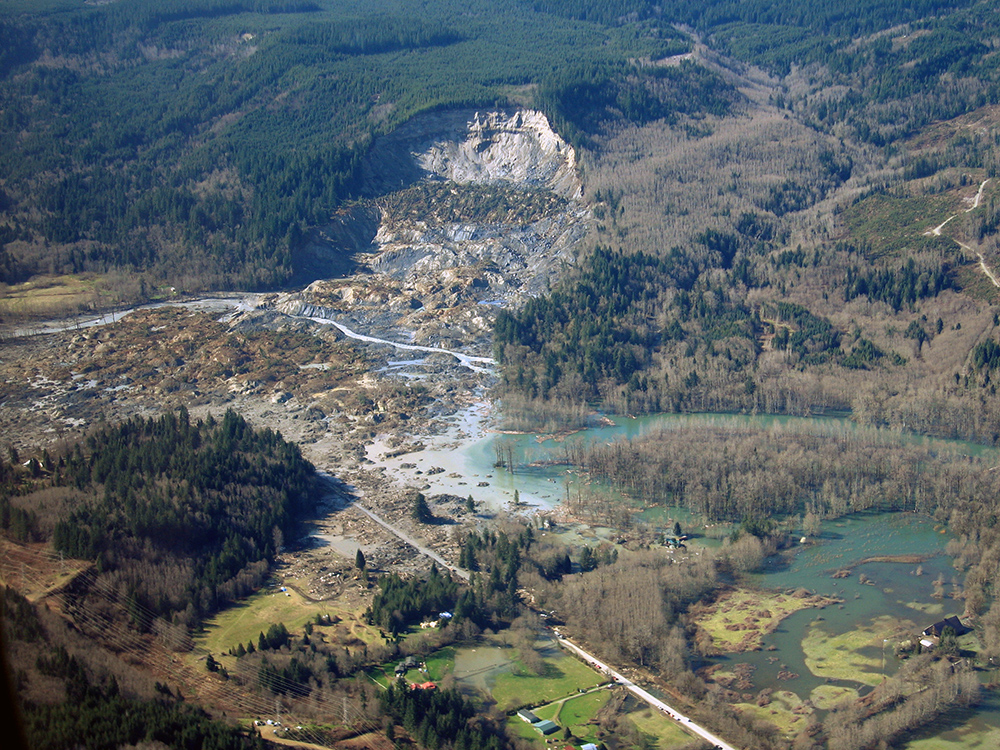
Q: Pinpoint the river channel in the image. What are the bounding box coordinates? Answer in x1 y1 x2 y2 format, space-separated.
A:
20 298 1000 744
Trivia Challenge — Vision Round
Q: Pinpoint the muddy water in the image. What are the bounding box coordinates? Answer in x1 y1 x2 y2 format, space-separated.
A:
452 643 515 693
450 635 564 696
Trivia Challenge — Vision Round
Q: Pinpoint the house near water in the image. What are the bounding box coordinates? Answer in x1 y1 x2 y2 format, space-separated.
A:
922 616 971 638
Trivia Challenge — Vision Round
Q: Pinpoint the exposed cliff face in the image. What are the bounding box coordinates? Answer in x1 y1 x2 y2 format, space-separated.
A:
287 108 592 344
362 108 582 199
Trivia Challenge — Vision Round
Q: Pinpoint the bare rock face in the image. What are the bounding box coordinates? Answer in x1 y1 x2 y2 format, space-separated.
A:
362 108 582 199
276 108 591 349
411 109 581 199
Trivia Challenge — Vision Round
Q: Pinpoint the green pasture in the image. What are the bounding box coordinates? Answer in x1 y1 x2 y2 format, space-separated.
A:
195 585 376 659
802 616 909 686
628 706 705 749
734 690 812 737
491 649 604 711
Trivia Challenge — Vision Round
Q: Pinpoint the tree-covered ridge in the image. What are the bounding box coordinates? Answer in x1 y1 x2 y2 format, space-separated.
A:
844 257 953 312
2 584 266 750
537 59 738 149
534 0 1000 146
534 0 974 37
25 408 315 624
492 240 916 422
493 246 670 402
24 679 266 750
0 0 696 293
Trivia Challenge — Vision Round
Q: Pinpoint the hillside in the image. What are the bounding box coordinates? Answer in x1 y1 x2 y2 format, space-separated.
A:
0 0 686 305
4 0 1000 444
490 0 1000 441
9 2 1000 749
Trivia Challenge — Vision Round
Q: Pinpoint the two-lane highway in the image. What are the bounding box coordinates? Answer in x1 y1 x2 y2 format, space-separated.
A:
318 475 735 748
554 630 738 750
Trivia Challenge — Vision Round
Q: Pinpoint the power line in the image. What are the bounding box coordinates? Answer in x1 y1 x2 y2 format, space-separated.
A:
6 545 391 748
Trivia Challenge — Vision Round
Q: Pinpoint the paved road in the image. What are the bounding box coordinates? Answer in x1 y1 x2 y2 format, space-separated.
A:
554 631 738 750
321 477 733 746
316 471 469 581
352 502 469 580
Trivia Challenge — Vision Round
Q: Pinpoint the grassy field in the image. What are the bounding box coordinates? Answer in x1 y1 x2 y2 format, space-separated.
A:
505 716 551 746
734 690 812 737
801 615 911 686
0 274 101 319
628 706 704 749
195 584 378 660
423 646 456 681
491 649 604 711
810 684 859 710
369 646 457 689
904 709 1000 750
533 690 610 745
692 587 838 653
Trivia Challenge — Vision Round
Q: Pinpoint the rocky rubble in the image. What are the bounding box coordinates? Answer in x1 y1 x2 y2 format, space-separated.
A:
1 107 592 586
293 107 592 327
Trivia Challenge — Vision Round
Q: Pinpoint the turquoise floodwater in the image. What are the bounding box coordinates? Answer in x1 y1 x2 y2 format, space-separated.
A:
466 412 1000 747
461 410 997 513
733 513 953 696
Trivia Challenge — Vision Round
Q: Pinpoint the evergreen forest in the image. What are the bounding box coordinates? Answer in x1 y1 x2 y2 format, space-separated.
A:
1 408 315 626
0 0 690 294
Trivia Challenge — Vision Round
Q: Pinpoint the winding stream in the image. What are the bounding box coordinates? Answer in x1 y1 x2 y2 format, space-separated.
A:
303 316 495 373
13 291 1000 745
11 294 496 374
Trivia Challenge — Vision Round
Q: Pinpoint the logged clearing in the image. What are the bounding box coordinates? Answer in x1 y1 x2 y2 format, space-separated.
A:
691 587 841 653
0 540 91 603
